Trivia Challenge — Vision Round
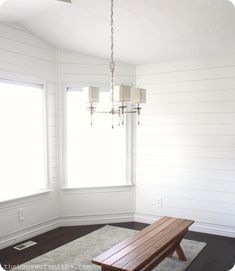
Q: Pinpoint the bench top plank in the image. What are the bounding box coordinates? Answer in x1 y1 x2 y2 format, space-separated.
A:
92 217 194 271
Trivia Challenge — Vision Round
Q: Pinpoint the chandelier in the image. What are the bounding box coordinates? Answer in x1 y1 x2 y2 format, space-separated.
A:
83 0 146 128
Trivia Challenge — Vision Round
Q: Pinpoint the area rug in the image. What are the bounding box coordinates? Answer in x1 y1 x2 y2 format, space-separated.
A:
12 225 206 271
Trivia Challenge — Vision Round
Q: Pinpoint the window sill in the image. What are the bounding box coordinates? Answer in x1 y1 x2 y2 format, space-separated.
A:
0 189 52 209
62 184 134 195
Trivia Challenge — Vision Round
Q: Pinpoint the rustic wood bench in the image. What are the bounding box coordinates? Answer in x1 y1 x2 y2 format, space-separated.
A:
92 216 194 271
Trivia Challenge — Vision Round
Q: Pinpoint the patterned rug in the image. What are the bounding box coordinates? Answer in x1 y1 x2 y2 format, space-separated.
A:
12 225 206 271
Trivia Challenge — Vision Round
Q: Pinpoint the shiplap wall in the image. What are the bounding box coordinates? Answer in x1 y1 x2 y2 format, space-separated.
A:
1 22 234 244
0 23 59 248
57 49 135 223
135 56 235 237
0 25 136 247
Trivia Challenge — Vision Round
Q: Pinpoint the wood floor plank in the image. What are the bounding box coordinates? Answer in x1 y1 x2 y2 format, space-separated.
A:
0 221 234 271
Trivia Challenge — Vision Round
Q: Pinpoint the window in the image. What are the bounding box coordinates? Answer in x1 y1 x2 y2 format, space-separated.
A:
0 81 46 202
66 89 128 188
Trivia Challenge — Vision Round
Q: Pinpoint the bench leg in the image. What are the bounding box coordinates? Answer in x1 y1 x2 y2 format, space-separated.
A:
168 243 187 261
168 232 188 262
168 249 175 258
175 243 187 261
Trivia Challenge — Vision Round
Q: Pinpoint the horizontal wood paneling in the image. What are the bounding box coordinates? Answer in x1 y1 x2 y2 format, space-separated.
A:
135 55 235 232
0 23 56 82
147 89 235 103
136 145 235 159
59 63 134 76
137 66 235 85
136 55 235 74
137 134 235 147
58 51 134 87
0 37 55 62
0 24 54 51
58 49 136 217
59 74 134 86
136 156 235 171
138 78 235 92
136 165 235 183
137 123 235 136
0 23 59 242
139 113 235 125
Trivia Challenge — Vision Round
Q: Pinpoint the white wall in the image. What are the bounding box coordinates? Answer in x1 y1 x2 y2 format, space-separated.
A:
0 25 136 248
0 23 59 248
57 49 136 225
1 22 234 248
135 55 235 237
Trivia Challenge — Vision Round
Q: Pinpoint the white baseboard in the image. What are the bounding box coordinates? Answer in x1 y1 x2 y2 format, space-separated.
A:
0 218 60 250
134 213 235 238
1 212 234 250
0 212 135 249
60 212 135 227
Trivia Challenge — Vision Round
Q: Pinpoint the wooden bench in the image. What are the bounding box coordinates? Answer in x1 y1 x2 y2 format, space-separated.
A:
92 217 194 271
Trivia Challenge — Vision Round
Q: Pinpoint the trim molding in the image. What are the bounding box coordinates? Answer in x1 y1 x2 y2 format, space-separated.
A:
60 212 135 227
1 212 235 250
62 185 134 195
134 213 235 238
0 218 60 250
0 212 135 250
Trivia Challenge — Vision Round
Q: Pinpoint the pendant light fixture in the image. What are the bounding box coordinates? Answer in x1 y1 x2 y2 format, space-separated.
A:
83 0 146 128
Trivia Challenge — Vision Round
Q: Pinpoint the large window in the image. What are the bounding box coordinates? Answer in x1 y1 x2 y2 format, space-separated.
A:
66 89 128 188
0 81 46 202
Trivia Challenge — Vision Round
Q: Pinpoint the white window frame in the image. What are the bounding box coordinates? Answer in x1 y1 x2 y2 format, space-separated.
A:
62 84 135 190
0 78 50 203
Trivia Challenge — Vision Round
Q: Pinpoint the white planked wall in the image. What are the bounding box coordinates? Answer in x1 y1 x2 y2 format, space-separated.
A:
0 23 59 248
1 22 234 244
57 49 135 223
135 55 235 237
0 25 136 248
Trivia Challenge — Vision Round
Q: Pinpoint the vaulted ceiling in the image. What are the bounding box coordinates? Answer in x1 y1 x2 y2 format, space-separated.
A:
1 0 235 64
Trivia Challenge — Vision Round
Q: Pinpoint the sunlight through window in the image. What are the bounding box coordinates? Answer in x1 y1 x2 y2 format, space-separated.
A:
66 90 127 188
0 82 46 201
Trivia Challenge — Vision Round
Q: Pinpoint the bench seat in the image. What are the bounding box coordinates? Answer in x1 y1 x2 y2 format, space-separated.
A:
92 216 194 271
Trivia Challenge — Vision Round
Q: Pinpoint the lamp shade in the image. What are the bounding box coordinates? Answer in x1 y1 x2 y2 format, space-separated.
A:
114 85 131 102
131 88 146 104
83 86 100 103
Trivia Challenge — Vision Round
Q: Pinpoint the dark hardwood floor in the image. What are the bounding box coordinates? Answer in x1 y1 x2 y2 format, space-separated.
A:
0 222 234 271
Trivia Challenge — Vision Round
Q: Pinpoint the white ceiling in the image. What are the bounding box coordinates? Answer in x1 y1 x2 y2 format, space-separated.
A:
1 0 235 64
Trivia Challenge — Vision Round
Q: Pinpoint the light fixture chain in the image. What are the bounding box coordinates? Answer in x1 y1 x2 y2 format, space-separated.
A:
84 0 145 128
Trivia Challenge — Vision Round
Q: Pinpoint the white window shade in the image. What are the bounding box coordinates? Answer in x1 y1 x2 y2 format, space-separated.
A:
0 82 46 202
66 90 127 188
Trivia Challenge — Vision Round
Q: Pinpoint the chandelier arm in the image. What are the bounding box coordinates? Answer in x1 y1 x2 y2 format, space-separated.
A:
125 110 139 114
92 110 138 114
94 110 118 114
